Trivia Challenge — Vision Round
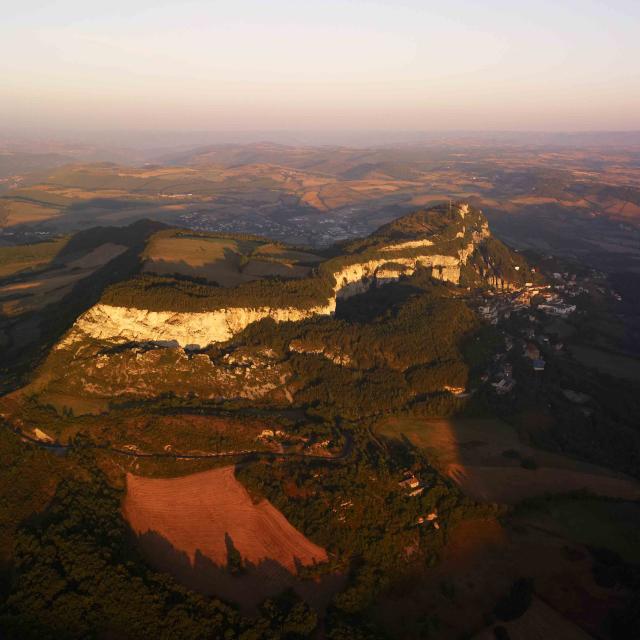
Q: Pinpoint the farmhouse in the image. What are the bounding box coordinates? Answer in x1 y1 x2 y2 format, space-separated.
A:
399 476 421 490
532 359 546 371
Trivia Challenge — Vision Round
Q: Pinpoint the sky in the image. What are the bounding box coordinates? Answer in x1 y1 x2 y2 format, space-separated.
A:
1 0 639 134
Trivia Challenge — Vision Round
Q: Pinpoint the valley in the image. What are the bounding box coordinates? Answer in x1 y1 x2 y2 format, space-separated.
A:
2 142 640 272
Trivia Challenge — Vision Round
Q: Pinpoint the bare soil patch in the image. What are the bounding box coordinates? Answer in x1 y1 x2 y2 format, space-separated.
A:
123 466 336 611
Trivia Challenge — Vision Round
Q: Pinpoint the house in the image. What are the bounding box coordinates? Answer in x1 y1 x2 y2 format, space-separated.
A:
532 359 546 371
444 385 467 396
492 378 516 394
416 511 438 526
538 303 576 316
399 476 420 490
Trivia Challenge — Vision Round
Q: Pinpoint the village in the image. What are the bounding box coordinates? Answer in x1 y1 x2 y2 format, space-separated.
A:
474 268 596 397
177 206 373 247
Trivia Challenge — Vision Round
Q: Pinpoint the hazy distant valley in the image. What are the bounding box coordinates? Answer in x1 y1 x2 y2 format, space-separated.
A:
2 140 640 272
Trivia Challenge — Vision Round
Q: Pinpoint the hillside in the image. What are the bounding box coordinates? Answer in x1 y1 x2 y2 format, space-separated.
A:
2 199 640 640
57 203 527 346
0 201 529 421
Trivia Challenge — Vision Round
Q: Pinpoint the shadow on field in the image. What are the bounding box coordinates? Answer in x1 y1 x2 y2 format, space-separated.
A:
135 529 345 614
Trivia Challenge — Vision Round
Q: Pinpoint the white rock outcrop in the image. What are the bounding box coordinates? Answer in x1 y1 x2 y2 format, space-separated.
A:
59 301 336 350
60 219 485 349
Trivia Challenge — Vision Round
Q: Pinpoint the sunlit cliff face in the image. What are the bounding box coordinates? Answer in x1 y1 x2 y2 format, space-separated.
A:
55 204 509 349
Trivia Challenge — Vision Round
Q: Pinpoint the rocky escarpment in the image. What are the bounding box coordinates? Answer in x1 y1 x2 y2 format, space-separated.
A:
58 301 336 350
57 203 518 349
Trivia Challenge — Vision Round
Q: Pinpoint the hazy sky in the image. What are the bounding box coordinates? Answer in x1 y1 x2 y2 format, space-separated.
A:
2 0 639 133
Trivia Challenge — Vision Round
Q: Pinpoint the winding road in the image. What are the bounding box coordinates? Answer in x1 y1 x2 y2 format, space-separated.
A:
3 418 353 463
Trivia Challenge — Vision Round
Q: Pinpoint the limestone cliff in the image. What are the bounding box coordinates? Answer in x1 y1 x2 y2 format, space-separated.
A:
57 203 521 349
59 301 336 350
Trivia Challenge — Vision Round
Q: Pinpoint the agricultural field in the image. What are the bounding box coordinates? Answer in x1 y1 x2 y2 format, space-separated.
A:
122 466 334 611
0 242 127 317
0 236 69 277
0 199 61 225
377 417 640 504
570 344 640 383
142 230 319 285
3 141 639 256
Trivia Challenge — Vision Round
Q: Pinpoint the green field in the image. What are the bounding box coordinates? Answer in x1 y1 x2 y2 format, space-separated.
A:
516 495 640 564
142 230 316 286
571 344 640 382
0 237 69 278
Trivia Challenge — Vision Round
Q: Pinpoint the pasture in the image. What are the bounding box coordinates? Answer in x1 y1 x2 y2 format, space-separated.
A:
570 344 640 382
377 417 640 504
0 237 69 277
142 230 317 285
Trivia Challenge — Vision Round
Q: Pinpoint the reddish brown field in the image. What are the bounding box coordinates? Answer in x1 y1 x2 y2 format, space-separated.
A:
123 466 327 571
123 466 337 610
